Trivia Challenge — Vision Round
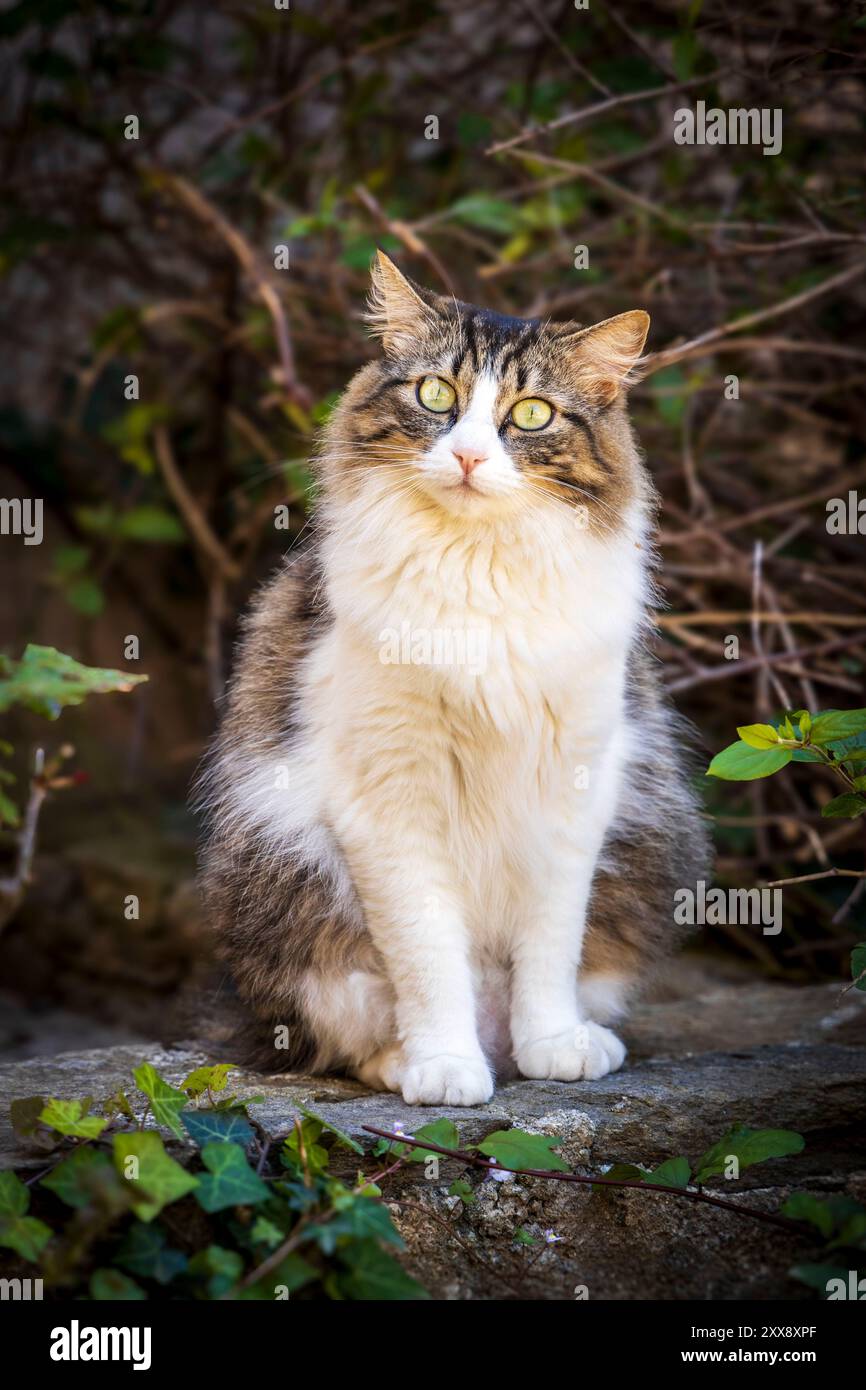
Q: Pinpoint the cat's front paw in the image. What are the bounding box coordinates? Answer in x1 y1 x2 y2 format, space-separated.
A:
516 1022 626 1082
401 1053 494 1106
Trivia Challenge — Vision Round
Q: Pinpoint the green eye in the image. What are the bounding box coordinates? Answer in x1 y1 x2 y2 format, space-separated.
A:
417 376 456 413
511 397 553 431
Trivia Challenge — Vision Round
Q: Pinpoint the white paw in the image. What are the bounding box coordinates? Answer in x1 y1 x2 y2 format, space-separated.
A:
401 1053 494 1106
354 1044 405 1094
517 1022 626 1082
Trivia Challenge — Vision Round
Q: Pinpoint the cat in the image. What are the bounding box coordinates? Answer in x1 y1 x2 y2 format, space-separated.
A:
198 251 710 1106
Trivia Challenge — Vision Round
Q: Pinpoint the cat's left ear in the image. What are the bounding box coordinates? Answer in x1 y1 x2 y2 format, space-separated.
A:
366 250 436 356
560 310 650 407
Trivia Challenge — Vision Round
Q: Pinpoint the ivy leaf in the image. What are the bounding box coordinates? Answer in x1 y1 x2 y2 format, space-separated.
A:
195 1142 270 1213
0 1175 52 1261
113 1131 199 1222
513 1226 537 1246
239 1251 317 1300
89 1269 147 1300
0 1170 30 1217
694 1127 804 1184
188 1244 244 1298
475 1129 570 1173
40 1147 116 1208
645 1156 691 1188
338 1239 430 1301
820 793 866 819
133 1063 188 1140
116 1223 188 1284
707 741 792 781
809 709 866 744
307 1197 403 1254
250 1216 285 1249
736 723 782 750
102 1088 136 1123
0 1214 52 1262
282 1119 329 1177
851 944 866 992
9 1096 57 1150
181 1064 236 1098
182 1108 254 1148
40 1097 107 1140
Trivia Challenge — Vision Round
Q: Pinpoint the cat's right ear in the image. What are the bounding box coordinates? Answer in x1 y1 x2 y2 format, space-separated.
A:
366 250 436 355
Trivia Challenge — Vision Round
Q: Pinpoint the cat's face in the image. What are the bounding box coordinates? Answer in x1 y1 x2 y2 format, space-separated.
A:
328 252 650 529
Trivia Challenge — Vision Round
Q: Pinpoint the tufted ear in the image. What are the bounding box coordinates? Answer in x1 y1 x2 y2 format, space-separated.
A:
559 310 650 406
366 250 437 355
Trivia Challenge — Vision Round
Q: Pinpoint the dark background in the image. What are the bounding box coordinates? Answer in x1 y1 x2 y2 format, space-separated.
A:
1 0 864 1056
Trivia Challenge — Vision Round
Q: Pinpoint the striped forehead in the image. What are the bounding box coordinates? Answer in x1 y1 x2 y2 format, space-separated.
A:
448 309 540 390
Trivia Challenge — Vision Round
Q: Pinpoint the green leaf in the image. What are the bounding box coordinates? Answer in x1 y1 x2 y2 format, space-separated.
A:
40 1147 116 1208
9 1096 55 1148
736 723 782 750
0 1170 30 1216
448 193 523 236
338 1239 430 1300
694 1127 804 1184
240 1251 317 1300
296 1103 365 1155
852 944 866 992
821 793 866 819
116 1223 188 1284
282 1118 330 1177
188 1244 244 1298
448 1178 475 1204
307 1196 403 1255
39 1098 107 1140
195 1142 270 1213
513 1226 537 1246
790 1261 856 1295
133 1063 188 1140
250 1216 285 1249
810 709 866 744
89 1268 147 1301
181 1064 236 1098
404 1117 460 1161
706 741 792 781
475 1129 570 1173
113 1131 199 1222
0 1214 52 1262
645 1156 691 1188
781 1192 834 1237
0 645 147 719
182 1107 253 1148
115 505 184 543
66 576 105 617
592 1161 650 1192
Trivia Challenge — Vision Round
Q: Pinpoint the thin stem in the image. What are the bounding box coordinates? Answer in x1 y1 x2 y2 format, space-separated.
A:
362 1128 806 1235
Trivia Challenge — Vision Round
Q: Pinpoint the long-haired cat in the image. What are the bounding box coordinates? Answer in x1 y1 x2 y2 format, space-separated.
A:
199 251 710 1105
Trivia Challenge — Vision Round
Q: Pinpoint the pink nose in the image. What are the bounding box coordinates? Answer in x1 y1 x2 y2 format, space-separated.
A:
452 448 487 477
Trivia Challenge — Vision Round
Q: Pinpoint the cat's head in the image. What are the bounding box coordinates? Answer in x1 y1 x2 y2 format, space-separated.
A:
324 251 650 530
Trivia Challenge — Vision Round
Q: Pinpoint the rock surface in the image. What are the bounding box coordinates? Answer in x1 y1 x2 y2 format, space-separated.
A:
1 966 864 1299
